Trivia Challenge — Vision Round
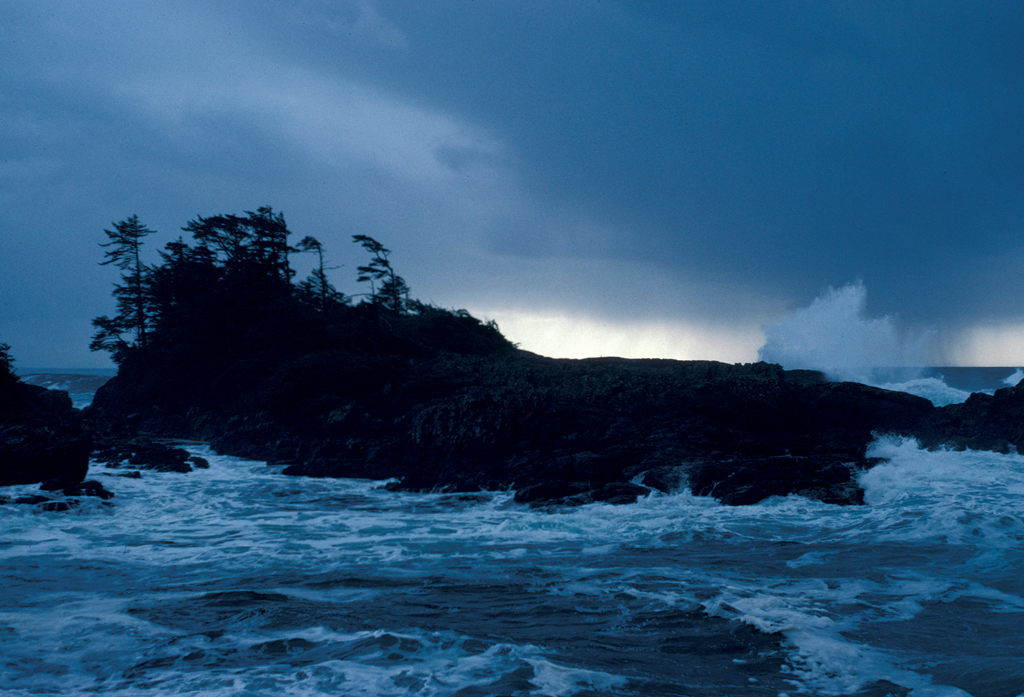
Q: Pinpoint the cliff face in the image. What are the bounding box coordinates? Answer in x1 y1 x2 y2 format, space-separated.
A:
89 347 981 506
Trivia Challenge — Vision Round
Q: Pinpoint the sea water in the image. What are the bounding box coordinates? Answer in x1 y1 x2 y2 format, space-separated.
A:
3 388 1024 695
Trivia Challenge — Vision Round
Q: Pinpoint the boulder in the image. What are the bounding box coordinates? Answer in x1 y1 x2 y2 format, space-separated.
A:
687 455 864 506
0 477 114 511
1 379 91 488
915 384 1024 452
91 437 195 473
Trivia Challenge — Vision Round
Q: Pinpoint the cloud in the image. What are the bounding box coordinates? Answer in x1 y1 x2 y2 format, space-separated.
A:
942 324 1024 368
487 309 763 363
346 0 409 48
3 0 1024 367
277 0 409 49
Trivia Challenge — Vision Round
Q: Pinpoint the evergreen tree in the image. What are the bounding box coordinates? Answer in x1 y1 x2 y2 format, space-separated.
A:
146 237 221 337
183 206 294 291
296 236 346 313
353 234 409 312
88 205 508 387
0 340 15 387
90 215 156 364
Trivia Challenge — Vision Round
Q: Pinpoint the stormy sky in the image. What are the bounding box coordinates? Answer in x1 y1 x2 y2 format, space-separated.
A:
2 0 1023 368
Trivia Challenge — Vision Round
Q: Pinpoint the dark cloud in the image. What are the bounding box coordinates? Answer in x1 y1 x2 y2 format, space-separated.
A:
2 0 1023 366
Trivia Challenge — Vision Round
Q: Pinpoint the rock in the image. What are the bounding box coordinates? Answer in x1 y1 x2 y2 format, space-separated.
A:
13 494 52 506
2 479 114 511
91 436 194 473
56 480 115 500
592 481 652 505
87 342 1024 509
1 378 91 488
638 467 686 494
513 481 594 506
915 383 1024 452
688 455 864 506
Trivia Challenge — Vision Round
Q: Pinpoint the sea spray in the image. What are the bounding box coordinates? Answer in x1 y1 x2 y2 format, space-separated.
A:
758 282 933 385
874 376 971 407
755 285 1024 405
751 281 985 406
1003 368 1024 387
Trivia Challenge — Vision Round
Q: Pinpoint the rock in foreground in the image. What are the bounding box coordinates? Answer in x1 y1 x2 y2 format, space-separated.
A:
1 372 92 489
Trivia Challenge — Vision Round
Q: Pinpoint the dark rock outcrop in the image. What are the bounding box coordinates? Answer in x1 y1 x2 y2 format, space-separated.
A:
915 385 1024 453
76 215 1024 507
83 286 1024 509
1 374 92 488
0 479 115 511
91 437 205 473
89 346 958 507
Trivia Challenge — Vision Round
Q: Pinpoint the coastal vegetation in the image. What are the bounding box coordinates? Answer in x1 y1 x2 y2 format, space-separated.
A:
90 207 511 369
86 208 519 471
80 207 1024 507
0 341 16 389
90 216 156 363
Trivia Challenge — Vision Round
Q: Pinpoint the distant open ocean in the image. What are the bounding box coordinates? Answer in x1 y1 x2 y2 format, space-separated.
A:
3 367 1022 696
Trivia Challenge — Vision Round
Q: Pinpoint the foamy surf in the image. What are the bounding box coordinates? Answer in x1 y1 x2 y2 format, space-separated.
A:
3 438 1023 695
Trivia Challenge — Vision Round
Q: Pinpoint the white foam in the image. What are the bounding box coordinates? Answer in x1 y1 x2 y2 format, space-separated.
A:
1003 368 1024 387
4 441 1021 696
702 572 990 697
526 657 627 695
759 281 933 384
877 377 972 407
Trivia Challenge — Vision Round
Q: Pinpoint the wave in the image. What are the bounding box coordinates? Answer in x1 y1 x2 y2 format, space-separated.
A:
875 376 972 407
758 281 932 383
1003 368 1024 387
756 283 1024 406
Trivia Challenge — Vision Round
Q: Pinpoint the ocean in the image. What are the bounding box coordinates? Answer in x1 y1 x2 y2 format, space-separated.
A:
2 368 1023 696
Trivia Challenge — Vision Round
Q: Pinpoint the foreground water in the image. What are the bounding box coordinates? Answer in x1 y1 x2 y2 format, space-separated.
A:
2 434 1024 696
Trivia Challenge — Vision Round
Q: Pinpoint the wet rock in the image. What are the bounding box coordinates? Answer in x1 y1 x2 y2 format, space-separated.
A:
55 480 115 500
592 481 652 505
513 481 594 507
916 383 1024 453
92 437 193 473
512 479 651 508
1 378 91 488
852 680 912 697
688 455 864 506
2 478 114 511
13 494 52 506
638 467 686 494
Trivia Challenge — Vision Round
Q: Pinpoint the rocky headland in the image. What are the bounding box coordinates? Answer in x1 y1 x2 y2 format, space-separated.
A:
68 212 1024 508
8 305 1024 511
85 323 1024 508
